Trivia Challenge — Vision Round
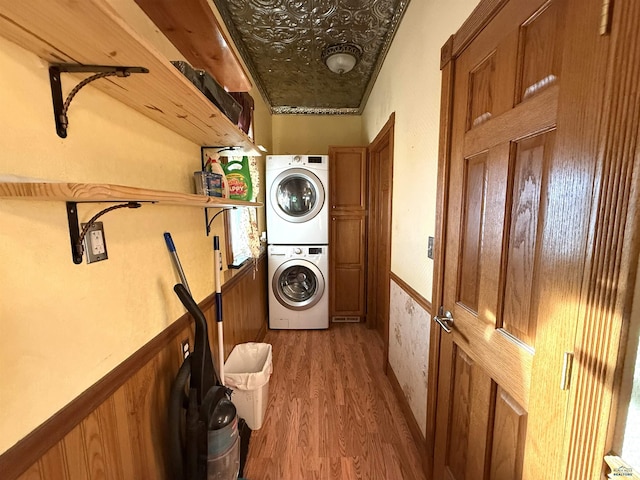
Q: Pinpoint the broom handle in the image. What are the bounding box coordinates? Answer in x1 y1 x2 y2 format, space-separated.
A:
164 232 190 294
214 236 225 386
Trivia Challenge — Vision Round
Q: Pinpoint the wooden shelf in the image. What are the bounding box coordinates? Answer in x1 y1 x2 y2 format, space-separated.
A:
0 0 260 155
133 0 252 92
0 182 262 209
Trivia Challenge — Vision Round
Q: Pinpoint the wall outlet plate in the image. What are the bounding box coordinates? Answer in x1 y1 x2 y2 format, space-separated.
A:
82 221 108 263
181 339 190 359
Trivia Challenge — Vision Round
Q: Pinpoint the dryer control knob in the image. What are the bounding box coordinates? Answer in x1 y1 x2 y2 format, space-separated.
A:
294 247 303 255
293 155 302 163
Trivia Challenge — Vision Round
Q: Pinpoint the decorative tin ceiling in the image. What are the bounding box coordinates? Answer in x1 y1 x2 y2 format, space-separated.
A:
212 0 410 114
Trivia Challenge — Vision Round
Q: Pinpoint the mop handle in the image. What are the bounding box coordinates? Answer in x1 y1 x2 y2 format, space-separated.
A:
214 236 225 385
164 232 191 295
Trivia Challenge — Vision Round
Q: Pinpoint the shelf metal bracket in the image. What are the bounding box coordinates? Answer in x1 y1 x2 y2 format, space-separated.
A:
205 206 237 236
49 64 149 138
66 201 142 264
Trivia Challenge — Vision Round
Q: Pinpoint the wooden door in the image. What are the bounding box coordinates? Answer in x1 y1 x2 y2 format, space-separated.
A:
431 0 617 478
367 115 394 363
329 146 368 320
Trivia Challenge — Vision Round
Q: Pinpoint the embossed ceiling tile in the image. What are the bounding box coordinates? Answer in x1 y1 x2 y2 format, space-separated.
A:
243 28 314 58
228 0 311 26
212 0 411 114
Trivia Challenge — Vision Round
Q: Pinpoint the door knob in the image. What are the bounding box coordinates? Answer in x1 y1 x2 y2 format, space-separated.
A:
434 308 454 333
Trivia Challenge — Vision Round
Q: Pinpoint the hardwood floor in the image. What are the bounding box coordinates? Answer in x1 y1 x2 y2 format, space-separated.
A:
243 323 427 480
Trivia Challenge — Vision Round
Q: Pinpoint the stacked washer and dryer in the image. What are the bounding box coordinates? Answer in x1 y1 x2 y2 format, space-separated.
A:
266 155 330 329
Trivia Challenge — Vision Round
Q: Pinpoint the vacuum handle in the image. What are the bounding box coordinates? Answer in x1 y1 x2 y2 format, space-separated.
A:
173 283 220 397
174 282 207 325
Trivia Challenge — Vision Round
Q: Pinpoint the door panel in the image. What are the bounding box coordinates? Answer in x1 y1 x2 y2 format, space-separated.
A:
434 0 565 478
490 388 527 480
328 147 367 212
467 54 496 130
516 1 563 104
457 153 487 312
445 347 494 480
502 130 555 347
330 215 366 316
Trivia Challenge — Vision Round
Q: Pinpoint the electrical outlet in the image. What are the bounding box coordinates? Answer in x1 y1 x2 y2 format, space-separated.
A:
428 236 434 259
181 339 190 359
82 221 108 263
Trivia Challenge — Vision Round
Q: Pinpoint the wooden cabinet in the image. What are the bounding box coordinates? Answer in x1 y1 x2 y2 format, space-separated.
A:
329 146 368 321
329 147 368 213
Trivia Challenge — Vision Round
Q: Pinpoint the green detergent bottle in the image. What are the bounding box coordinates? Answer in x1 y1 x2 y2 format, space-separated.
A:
223 156 253 201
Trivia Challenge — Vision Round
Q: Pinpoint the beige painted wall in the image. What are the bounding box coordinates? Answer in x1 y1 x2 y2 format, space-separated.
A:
362 0 478 436
362 0 479 301
0 11 271 457
271 115 363 154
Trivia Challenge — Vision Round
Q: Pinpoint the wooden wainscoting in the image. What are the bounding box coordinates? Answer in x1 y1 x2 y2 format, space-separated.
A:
2 254 267 480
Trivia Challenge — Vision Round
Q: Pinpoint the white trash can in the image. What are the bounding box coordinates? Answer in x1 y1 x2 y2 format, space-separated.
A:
224 342 272 430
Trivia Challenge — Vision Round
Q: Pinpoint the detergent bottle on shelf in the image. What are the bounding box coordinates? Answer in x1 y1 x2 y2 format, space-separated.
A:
223 156 253 201
204 152 229 198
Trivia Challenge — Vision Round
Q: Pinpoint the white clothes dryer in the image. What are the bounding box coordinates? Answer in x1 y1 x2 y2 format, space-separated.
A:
268 244 329 330
266 154 328 244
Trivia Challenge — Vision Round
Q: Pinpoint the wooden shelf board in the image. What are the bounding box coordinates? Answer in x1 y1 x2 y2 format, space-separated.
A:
0 0 259 155
0 182 262 209
134 0 252 92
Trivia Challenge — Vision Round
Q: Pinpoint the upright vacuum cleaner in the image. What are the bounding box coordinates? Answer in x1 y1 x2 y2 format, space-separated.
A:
168 283 241 480
164 233 250 479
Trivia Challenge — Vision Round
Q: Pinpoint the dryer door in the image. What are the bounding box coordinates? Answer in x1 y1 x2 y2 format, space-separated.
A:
272 259 325 310
270 168 325 223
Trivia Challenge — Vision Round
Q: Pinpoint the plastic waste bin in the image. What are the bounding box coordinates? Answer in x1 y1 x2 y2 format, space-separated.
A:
224 343 273 430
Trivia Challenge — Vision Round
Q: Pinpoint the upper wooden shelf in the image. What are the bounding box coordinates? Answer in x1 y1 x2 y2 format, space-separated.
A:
0 0 259 155
134 0 252 92
0 182 262 209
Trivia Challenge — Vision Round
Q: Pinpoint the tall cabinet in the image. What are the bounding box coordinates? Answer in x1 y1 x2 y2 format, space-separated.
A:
328 146 368 322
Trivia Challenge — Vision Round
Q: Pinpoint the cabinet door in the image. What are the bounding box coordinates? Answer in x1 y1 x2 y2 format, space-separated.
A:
330 215 366 317
328 146 367 212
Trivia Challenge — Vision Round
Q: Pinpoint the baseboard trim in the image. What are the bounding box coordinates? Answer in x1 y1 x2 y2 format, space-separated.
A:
386 361 428 474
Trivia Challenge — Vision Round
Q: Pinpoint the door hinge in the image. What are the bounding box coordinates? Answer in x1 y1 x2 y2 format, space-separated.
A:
600 0 612 35
560 352 574 390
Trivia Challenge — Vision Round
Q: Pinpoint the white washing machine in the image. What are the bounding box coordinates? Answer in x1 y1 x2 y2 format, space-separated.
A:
266 154 329 244
268 244 329 329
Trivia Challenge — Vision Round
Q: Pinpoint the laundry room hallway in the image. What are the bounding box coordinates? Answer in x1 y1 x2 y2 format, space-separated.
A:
243 322 427 479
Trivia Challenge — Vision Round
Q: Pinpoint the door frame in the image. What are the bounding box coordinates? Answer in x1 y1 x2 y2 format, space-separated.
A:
427 0 640 477
367 112 395 370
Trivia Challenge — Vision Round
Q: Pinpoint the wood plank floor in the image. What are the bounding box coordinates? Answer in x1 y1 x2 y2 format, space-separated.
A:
242 323 427 480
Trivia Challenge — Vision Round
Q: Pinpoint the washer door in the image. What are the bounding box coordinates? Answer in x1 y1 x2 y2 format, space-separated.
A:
270 168 325 223
272 259 325 310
